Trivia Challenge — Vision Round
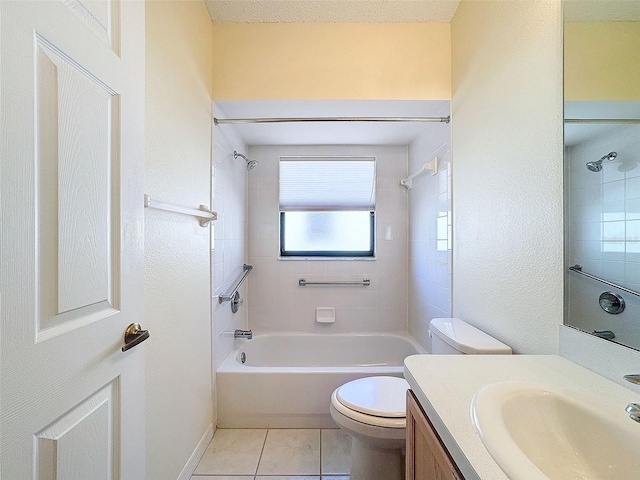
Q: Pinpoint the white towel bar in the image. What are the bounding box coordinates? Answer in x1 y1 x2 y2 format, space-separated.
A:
400 157 439 190
144 194 217 227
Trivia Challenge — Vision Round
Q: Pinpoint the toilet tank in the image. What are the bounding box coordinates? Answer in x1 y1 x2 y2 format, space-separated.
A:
429 318 512 354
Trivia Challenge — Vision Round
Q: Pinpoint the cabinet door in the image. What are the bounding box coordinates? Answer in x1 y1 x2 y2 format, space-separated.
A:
406 389 464 480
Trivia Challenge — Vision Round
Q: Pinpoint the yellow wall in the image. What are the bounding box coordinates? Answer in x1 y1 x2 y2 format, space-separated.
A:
145 1 214 479
212 23 451 100
565 22 640 101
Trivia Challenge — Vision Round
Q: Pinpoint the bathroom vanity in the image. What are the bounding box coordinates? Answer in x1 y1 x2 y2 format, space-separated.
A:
404 354 640 480
406 389 463 480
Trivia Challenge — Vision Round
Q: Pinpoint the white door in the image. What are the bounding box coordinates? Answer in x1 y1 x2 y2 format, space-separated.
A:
0 1 145 479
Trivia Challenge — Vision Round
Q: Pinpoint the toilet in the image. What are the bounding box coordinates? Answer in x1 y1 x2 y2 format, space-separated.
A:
329 318 512 480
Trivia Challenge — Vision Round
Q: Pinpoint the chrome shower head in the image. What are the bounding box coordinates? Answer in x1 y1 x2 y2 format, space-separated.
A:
586 161 603 172
586 151 617 172
234 150 259 171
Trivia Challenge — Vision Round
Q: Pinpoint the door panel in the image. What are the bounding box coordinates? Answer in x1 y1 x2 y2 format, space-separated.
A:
60 0 119 52
35 33 120 337
36 381 118 480
0 1 145 479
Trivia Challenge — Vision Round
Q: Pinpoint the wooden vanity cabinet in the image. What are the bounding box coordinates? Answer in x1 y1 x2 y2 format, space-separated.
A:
406 389 464 480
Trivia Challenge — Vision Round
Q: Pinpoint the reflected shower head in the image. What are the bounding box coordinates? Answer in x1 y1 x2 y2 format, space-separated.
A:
586 151 617 172
246 160 259 170
234 150 259 171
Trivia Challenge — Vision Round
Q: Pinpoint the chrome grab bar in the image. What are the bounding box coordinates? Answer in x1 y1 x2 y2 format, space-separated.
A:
568 265 640 298
298 278 370 287
219 264 253 303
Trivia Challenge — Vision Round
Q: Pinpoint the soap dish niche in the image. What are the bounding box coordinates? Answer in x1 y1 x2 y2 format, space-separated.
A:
316 307 335 323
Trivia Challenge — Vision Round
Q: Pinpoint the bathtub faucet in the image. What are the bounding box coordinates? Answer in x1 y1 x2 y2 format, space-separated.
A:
234 329 252 340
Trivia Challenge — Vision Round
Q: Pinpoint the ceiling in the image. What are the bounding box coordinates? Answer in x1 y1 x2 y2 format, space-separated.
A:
214 100 450 145
204 0 460 23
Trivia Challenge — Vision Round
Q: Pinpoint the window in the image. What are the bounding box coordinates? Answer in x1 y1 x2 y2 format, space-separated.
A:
279 156 376 258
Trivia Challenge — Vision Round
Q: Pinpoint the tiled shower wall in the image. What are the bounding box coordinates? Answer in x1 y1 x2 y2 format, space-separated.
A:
566 124 640 346
212 104 249 371
407 118 452 351
246 145 409 333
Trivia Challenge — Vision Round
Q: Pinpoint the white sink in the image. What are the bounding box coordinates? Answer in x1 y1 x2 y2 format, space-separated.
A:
471 381 640 480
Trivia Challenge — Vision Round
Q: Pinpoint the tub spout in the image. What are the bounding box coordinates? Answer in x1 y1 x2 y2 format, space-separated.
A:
234 329 252 340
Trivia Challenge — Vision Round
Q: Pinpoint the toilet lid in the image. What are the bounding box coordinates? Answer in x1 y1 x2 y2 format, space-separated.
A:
335 376 410 418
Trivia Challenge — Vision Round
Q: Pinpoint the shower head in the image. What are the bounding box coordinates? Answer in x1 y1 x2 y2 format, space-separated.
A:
586 151 617 172
586 161 603 172
234 150 259 171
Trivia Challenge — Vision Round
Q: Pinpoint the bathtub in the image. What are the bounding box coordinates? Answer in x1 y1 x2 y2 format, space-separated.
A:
216 332 426 428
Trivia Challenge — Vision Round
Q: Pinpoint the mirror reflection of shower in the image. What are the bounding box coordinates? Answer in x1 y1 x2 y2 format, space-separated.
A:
234 150 259 170
586 151 617 172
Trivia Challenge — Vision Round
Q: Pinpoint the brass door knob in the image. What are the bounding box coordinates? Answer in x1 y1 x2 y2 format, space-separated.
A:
122 323 150 352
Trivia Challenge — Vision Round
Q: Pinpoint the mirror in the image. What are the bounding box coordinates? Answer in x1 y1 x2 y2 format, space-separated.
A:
564 0 640 350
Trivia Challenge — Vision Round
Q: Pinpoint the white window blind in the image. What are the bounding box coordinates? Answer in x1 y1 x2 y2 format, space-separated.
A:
279 157 376 211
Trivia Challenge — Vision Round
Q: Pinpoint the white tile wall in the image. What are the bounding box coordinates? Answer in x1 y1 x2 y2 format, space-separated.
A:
246 145 409 333
566 124 640 347
407 105 452 351
212 103 249 370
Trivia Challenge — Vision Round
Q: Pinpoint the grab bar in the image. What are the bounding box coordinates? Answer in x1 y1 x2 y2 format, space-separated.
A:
298 278 370 287
568 265 640 298
219 264 253 303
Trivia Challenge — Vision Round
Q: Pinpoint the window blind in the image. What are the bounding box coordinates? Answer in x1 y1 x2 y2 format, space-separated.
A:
279 157 376 211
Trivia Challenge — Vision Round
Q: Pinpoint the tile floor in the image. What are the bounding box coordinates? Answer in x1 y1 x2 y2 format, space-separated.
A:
191 428 351 480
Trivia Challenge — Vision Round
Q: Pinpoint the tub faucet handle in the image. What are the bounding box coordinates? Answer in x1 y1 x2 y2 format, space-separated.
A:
234 329 252 340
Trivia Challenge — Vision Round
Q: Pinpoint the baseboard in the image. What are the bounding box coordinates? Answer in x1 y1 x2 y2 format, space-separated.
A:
176 423 214 480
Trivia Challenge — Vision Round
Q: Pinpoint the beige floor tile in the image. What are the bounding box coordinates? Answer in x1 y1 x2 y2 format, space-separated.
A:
257 429 321 475
321 477 349 480
320 429 351 475
193 429 267 476
255 477 320 480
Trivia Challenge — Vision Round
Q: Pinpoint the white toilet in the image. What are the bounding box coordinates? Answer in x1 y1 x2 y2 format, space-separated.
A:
329 318 512 480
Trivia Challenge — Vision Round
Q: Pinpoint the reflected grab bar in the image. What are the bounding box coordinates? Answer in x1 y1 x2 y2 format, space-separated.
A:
568 265 640 298
219 264 253 303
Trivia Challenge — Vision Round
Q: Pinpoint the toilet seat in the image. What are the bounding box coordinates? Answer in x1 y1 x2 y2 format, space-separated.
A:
331 376 410 429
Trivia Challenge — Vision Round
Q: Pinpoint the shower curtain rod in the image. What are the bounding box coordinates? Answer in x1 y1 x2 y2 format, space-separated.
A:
214 116 450 125
565 118 640 124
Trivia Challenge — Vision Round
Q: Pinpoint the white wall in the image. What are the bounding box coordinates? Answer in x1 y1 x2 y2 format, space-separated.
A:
566 125 640 345
246 145 409 333
408 110 452 350
450 0 564 354
144 2 214 478
212 104 249 377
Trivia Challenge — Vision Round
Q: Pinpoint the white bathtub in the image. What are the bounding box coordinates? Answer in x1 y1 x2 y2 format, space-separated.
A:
216 332 426 428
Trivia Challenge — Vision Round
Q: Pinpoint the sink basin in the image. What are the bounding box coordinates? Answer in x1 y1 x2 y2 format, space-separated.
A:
471 381 640 480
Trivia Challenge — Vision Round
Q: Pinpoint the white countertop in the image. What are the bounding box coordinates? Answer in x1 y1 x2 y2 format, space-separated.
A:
404 354 639 480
